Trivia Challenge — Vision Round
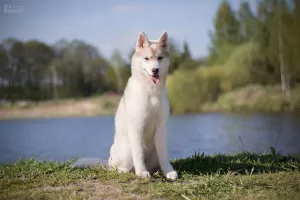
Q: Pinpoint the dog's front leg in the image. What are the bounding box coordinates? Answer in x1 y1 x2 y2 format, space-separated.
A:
128 124 150 178
154 122 178 180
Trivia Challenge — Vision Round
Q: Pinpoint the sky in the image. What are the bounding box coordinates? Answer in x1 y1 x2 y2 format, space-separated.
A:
0 0 257 61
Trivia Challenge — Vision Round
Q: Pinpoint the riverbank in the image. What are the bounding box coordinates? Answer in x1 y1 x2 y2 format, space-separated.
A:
202 85 300 113
0 94 121 120
1 152 299 199
1 85 299 120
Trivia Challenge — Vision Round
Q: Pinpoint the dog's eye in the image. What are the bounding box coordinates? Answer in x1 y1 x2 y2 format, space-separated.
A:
144 57 149 60
158 56 163 61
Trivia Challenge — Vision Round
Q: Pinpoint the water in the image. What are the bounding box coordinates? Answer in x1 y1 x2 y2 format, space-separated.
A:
0 113 299 163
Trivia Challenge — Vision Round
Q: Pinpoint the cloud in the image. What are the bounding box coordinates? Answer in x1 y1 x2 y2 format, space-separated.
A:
112 4 147 13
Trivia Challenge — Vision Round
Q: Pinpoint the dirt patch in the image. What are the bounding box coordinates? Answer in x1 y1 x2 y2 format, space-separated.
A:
40 181 149 200
42 186 65 191
77 181 121 196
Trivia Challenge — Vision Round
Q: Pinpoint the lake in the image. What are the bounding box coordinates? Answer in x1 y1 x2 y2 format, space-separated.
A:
0 113 299 163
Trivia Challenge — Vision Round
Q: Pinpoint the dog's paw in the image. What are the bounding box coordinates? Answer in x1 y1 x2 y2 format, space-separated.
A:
136 171 151 178
165 171 178 180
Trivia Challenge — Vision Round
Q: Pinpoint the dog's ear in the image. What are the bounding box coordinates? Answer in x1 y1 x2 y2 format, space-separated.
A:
136 32 149 49
158 32 169 48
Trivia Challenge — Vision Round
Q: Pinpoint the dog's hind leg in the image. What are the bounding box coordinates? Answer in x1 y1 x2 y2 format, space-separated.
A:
146 148 160 174
108 143 134 173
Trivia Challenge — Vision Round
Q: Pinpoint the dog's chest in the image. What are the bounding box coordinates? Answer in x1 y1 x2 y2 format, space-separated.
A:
149 96 160 108
142 96 161 144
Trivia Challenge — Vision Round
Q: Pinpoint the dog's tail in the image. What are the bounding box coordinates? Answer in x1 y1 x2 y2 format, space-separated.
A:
72 157 108 168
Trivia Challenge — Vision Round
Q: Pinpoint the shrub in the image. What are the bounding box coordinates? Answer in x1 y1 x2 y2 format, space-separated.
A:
224 42 272 90
166 67 224 114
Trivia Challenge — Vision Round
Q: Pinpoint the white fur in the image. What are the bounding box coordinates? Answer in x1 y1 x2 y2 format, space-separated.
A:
108 32 178 180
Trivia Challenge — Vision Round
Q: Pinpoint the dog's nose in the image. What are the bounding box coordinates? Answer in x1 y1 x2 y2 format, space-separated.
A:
152 68 159 75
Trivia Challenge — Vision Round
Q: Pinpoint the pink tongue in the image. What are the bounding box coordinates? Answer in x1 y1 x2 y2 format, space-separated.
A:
151 76 159 84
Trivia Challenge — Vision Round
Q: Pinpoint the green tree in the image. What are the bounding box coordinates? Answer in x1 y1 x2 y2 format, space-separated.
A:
110 49 127 94
224 42 274 89
290 0 300 82
237 1 257 42
208 0 240 65
178 41 199 70
0 45 9 98
52 39 107 98
23 40 54 100
168 38 182 73
0 45 9 82
181 41 191 61
104 65 118 93
255 0 293 97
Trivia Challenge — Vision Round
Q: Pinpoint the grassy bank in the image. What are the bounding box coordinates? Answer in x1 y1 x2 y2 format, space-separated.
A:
1 152 300 200
0 94 121 120
166 63 300 115
202 85 300 113
1 84 300 120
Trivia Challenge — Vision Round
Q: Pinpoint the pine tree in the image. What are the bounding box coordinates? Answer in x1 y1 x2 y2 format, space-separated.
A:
110 49 126 94
208 0 240 65
182 41 191 61
237 1 256 42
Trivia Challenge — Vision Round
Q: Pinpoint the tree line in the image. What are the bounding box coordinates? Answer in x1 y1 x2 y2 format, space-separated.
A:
0 36 198 101
0 0 299 105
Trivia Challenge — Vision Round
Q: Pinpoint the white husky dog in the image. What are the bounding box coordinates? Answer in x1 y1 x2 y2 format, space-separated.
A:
73 32 177 180
108 31 177 180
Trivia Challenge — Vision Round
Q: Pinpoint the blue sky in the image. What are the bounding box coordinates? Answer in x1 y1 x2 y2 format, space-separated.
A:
0 0 257 61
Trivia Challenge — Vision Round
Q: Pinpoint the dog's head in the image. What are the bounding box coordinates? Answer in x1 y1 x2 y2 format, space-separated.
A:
131 32 170 85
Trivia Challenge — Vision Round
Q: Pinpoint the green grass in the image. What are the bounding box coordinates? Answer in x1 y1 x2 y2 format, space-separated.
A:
1 152 300 200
